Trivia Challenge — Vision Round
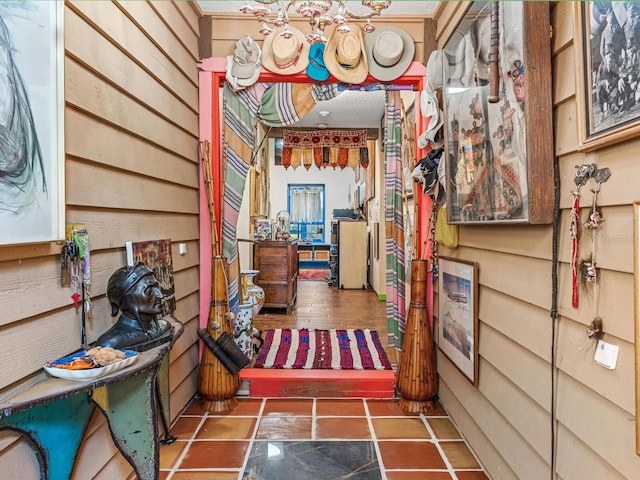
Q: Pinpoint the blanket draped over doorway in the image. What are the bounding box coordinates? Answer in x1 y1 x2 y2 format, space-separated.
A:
254 328 393 370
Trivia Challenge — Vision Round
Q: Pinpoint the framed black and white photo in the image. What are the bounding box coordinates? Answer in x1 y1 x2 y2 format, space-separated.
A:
575 2 640 150
438 257 479 386
0 2 65 245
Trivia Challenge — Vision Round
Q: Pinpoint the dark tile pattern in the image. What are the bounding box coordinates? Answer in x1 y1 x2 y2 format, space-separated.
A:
242 441 382 480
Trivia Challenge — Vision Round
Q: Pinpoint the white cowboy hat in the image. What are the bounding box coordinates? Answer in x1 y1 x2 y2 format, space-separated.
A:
225 34 262 91
262 26 310 75
418 106 444 149
324 27 368 84
363 26 415 81
426 49 448 92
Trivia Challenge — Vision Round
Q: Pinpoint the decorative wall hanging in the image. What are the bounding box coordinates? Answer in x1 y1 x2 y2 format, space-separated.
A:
442 1 553 225
438 256 479 386
0 2 64 245
574 2 640 151
567 164 610 359
282 128 368 170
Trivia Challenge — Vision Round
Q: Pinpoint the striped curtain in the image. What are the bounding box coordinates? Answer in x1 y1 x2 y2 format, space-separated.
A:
384 90 406 351
222 83 255 311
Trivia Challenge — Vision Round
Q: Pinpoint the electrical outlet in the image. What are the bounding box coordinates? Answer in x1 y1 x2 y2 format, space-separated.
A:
178 243 187 255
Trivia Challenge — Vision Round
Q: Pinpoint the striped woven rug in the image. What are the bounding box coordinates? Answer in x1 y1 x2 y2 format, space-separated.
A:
254 328 392 370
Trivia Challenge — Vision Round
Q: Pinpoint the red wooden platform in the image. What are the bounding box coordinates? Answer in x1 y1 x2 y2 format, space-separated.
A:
239 368 396 398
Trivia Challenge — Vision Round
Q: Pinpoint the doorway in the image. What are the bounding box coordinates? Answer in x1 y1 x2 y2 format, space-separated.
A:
197 58 429 363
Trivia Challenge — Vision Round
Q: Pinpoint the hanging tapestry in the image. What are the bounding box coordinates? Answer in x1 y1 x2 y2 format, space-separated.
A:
282 129 368 171
221 83 255 312
235 83 345 127
384 90 407 351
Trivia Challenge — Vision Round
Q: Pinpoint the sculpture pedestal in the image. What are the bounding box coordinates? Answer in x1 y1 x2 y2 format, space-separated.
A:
0 342 176 480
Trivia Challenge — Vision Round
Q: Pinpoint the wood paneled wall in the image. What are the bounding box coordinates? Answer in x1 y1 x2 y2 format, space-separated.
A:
0 2 202 478
201 13 434 62
435 3 640 479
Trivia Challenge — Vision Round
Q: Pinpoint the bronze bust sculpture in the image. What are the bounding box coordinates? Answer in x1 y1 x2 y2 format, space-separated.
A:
94 262 173 351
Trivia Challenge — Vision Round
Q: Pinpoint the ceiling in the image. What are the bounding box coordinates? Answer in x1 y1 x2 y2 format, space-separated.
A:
199 1 436 129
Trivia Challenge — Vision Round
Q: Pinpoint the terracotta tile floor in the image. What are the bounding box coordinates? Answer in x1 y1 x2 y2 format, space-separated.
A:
160 396 490 480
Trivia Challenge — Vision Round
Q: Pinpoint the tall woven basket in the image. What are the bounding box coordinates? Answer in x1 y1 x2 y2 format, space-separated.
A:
197 256 240 412
396 259 438 413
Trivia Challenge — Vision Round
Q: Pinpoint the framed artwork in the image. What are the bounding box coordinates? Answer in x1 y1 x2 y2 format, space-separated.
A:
0 2 65 245
634 200 640 455
125 239 176 317
442 1 553 225
273 137 283 166
575 2 640 151
364 140 376 202
401 98 415 199
438 257 479 386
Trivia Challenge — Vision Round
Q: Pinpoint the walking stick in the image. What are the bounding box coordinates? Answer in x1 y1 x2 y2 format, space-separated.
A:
488 1 500 104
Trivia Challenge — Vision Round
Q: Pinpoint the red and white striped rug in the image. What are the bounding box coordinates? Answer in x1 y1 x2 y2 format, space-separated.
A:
254 328 393 370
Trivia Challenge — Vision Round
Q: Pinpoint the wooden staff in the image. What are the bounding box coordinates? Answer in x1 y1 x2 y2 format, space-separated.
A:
200 140 220 255
396 259 438 413
197 255 240 412
488 1 500 103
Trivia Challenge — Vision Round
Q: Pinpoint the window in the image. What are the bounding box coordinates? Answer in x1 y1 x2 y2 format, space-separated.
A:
288 184 325 243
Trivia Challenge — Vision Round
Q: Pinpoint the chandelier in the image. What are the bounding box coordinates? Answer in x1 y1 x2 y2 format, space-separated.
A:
240 1 392 43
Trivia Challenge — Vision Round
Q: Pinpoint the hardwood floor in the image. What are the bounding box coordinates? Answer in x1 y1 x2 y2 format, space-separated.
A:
252 276 396 365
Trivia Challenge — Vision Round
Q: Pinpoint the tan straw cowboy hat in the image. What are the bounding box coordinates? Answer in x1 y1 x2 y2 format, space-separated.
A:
364 26 415 81
324 27 368 84
262 26 310 75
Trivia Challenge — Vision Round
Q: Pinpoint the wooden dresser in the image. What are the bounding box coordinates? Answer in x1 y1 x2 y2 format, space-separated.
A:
253 239 298 314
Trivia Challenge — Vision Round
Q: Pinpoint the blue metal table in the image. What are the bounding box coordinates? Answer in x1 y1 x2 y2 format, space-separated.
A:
0 340 174 480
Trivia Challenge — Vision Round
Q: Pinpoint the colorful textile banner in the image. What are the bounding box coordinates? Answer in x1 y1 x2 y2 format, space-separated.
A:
281 129 369 170
384 90 406 351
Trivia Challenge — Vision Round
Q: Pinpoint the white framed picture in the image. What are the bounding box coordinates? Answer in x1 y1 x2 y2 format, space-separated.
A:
438 256 479 386
0 2 64 245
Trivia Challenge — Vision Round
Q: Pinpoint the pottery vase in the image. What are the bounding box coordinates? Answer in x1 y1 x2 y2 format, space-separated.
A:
241 270 265 317
233 304 255 360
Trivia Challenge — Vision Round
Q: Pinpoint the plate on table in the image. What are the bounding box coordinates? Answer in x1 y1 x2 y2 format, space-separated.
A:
44 350 138 381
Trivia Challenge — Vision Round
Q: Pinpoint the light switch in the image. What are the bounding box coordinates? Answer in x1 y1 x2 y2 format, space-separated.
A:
178 243 187 255
594 340 619 370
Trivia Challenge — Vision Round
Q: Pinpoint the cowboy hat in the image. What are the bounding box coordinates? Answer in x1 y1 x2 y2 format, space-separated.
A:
418 107 444 150
363 26 415 81
262 26 310 75
324 27 368 84
426 49 448 92
306 43 330 81
418 88 444 149
225 34 262 91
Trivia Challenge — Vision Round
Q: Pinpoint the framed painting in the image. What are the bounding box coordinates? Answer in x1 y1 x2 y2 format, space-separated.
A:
250 140 269 218
364 139 376 202
575 2 640 151
438 257 479 386
0 1 65 245
634 200 640 455
442 1 553 225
